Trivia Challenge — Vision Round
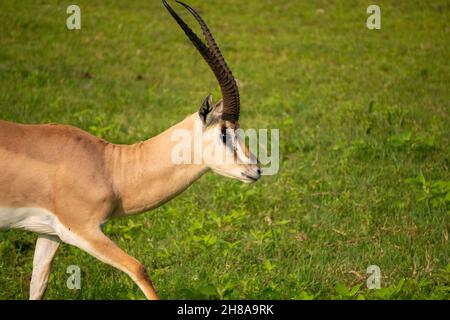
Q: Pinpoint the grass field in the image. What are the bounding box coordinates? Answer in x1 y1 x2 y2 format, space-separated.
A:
0 0 449 299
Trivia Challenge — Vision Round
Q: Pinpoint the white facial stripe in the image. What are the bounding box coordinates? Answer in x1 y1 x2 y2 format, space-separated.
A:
234 130 255 165
221 128 256 165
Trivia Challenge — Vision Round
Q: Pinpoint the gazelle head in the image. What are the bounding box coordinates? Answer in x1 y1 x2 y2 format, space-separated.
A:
164 0 261 183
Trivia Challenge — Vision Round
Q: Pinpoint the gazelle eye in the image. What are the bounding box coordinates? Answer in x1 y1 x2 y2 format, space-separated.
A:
220 128 227 144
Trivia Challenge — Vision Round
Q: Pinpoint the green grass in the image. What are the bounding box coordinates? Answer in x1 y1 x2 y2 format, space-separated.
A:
0 0 449 299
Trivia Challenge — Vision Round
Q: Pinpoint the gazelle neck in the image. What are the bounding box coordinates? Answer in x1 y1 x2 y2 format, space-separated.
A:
107 113 208 215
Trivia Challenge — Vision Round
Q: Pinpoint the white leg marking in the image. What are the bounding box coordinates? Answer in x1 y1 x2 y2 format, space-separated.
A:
55 229 158 300
30 235 60 300
0 207 156 299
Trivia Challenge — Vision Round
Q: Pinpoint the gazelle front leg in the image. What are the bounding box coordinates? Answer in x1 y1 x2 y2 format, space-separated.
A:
59 227 159 300
30 235 60 300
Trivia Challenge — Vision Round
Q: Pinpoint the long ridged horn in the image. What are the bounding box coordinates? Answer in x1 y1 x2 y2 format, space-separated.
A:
162 0 240 122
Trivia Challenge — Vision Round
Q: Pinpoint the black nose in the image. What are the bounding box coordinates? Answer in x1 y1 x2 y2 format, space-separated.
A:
257 168 262 175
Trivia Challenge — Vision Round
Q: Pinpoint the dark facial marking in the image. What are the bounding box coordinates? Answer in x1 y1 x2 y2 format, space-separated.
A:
220 126 227 144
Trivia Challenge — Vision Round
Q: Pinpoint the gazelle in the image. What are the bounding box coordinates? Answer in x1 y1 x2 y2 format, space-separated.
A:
0 0 260 300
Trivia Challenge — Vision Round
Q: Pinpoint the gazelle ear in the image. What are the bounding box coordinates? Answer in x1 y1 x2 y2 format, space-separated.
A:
199 94 214 125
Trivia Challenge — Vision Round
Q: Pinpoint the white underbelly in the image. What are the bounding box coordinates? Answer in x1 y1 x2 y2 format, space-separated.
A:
0 207 59 235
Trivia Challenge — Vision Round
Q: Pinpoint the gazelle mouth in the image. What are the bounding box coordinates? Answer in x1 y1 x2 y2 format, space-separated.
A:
241 172 259 182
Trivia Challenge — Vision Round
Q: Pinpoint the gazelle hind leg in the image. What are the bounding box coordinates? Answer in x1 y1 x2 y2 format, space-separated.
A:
58 227 159 300
30 235 60 300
